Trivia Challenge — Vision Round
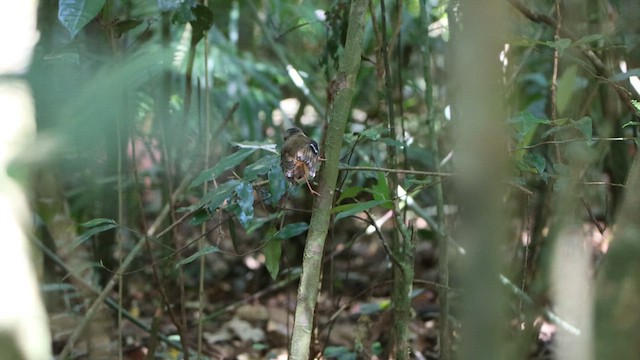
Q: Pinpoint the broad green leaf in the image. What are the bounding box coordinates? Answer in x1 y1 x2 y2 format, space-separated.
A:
233 141 278 153
337 186 365 203
332 199 389 221
510 112 550 142
542 118 571 139
71 223 118 250
228 217 240 254
189 208 210 226
244 154 279 181
113 18 143 38
371 172 391 201
275 222 309 240
80 218 117 227
557 65 578 115
572 34 603 47
235 182 255 228
267 166 287 204
545 38 572 55
360 125 386 141
190 4 214 45
175 246 220 269
370 173 393 210
198 180 239 211
263 227 281 280
523 153 546 174
574 116 592 140
191 149 256 187
58 0 107 38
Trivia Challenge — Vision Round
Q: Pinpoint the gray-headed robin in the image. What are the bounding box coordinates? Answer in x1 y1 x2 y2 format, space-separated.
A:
280 127 321 196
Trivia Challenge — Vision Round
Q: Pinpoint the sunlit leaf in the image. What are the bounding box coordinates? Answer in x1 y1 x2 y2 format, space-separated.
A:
80 218 117 227
58 0 107 38
191 149 256 187
235 182 255 228
175 246 220 269
234 141 278 153
632 99 640 115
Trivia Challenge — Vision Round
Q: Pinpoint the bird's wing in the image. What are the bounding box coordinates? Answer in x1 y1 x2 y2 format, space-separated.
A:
296 140 320 178
280 151 297 179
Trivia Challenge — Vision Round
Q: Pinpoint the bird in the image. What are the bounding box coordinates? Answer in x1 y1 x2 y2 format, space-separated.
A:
280 127 321 196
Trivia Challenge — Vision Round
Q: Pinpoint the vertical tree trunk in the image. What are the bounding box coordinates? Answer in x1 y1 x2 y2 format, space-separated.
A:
288 0 369 359
452 1 509 360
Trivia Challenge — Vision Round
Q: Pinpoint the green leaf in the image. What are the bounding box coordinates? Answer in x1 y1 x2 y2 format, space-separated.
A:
198 180 239 212
235 182 255 228
267 165 287 204
359 125 386 141
574 116 592 140
275 222 309 240
332 199 389 221
337 186 365 203
189 208 210 226
244 154 279 181
190 4 214 45
622 121 640 128
228 217 240 254
263 227 281 280
369 173 393 210
523 153 546 174
80 218 117 227
58 0 107 38
71 223 118 250
113 18 144 38
572 34 603 47
557 65 578 115
545 38 572 55
191 149 256 188
632 99 640 115
510 112 550 142
175 246 220 269
233 141 278 153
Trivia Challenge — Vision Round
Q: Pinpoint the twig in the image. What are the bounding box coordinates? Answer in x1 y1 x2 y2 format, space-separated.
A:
339 164 453 177
511 137 637 151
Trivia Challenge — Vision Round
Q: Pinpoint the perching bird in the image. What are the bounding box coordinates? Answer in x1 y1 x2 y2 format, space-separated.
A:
281 127 321 196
